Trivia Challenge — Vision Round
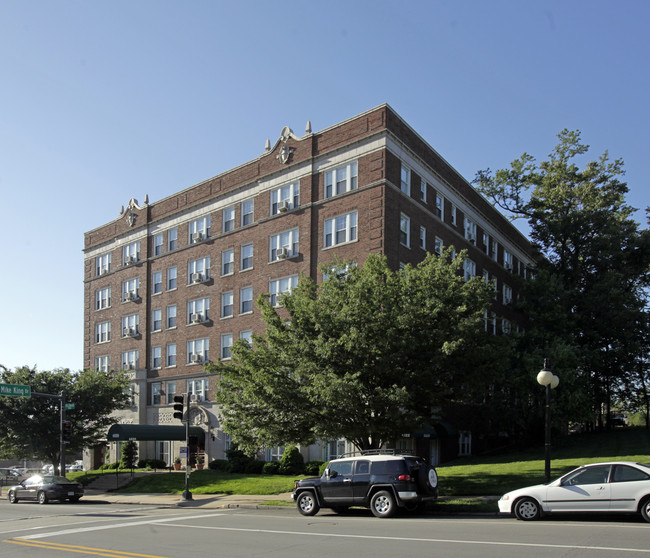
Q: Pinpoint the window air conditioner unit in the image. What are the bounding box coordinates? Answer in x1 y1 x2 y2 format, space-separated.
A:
191 354 203 364
505 262 513 271
125 256 136 265
123 327 136 338
190 394 199 403
277 247 290 260
278 200 290 212
191 313 203 324
98 268 107 276
192 232 204 242
191 272 204 284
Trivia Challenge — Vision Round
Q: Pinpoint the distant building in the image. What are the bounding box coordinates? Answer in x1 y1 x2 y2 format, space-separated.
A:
83 104 534 467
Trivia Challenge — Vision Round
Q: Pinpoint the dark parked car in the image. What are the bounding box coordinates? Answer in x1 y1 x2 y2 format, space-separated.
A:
6 475 84 504
292 451 438 518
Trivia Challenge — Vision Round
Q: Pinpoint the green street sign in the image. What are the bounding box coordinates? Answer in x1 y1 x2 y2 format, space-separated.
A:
65 403 75 410
0 384 31 397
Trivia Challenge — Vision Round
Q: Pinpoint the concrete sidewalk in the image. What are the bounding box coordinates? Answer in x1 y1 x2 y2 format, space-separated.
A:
82 489 294 509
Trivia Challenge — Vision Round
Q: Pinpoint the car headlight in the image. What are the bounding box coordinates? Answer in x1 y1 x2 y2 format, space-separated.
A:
500 494 510 501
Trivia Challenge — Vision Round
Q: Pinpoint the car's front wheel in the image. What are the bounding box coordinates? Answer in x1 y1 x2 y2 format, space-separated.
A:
513 497 541 521
370 490 396 518
640 497 650 523
7 491 18 504
296 492 319 516
37 491 48 505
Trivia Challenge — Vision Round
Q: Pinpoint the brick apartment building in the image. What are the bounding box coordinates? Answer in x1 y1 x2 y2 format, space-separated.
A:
83 104 534 468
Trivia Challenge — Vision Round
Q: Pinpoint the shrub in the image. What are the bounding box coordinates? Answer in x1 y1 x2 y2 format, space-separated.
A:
120 440 138 469
305 460 324 476
225 446 254 473
279 445 304 475
208 459 231 472
262 461 280 475
244 459 265 474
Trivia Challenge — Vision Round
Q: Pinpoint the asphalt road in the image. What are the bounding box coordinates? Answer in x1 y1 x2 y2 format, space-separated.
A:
0 500 648 558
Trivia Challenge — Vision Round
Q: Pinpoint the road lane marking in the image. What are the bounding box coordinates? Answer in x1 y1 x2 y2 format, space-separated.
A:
6 538 169 558
163 522 650 554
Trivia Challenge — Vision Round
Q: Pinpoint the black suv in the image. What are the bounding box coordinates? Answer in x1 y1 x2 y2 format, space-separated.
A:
291 451 438 518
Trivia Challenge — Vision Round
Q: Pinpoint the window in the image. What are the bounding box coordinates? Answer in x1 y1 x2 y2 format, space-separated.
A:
187 338 209 364
241 199 254 226
563 465 611 486
221 291 234 318
166 381 177 403
95 355 110 372
502 319 512 334
420 226 426 250
325 161 358 198
167 266 177 290
221 333 233 360
241 243 253 270
188 378 209 401
151 382 162 405
166 305 177 329
189 216 210 243
451 205 457 226
222 249 234 275
168 228 178 251
152 309 162 332
121 350 139 370
188 297 210 323
151 347 162 370
434 236 443 255
324 211 357 248
152 271 163 294
153 233 164 256
223 206 235 232
435 194 444 219
612 465 650 483
463 258 476 281
121 278 140 302
95 287 111 310
400 213 410 247
491 239 498 261
400 164 411 195
420 180 427 202
503 249 513 271
95 321 111 344
122 241 140 265
269 275 298 307
482 233 490 255
188 257 210 284
121 314 139 338
271 182 300 214
240 330 253 345
240 286 253 314
270 228 299 261
166 343 176 367
464 218 477 244
503 284 513 305
96 253 111 276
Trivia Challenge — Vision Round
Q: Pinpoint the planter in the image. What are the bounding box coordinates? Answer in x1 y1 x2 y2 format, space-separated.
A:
173 463 181 471
196 463 204 470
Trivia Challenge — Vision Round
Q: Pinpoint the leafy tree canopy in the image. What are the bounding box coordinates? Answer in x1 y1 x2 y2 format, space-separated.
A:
207 251 497 453
0 366 131 468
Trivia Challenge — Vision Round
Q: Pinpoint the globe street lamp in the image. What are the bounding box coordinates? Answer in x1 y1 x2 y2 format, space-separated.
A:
537 359 559 483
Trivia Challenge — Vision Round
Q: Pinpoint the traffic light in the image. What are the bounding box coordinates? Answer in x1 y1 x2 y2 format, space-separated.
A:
173 395 184 421
62 421 72 442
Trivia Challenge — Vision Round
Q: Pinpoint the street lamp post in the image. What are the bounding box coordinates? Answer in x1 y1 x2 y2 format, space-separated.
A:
536 359 559 484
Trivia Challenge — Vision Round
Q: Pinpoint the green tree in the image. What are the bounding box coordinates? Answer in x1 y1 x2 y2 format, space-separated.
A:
0 366 132 469
474 130 650 430
120 440 138 470
208 251 497 453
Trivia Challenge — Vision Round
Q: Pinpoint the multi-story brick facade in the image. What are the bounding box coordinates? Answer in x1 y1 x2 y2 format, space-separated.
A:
83 104 534 467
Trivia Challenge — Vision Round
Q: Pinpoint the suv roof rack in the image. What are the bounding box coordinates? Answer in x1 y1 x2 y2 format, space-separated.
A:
338 449 416 458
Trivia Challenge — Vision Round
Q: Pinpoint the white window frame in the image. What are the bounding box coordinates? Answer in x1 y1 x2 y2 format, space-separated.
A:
324 161 358 198
223 206 235 232
167 266 177 290
187 338 209 364
188 378 209 401
95 287 111 310
271 182 300 214
188 257 210 284
270 228 299 261
154 233 164 256
241 243 253 271
420 179 427 202
166 381 177 403
96 253 111 276
95 321 111 344
324 211 358 248
221 333 233 360
464 218 477 244
400 213 410 247
503 249 513 271
95 355 110 372
503 284 513 305
121 278 140 302
121 350 139 370
121 314 139 338
222 249 235 275
122 241 140 265
166 343 177 367
188 297 210 324
221 291 234 318
152 308 162 332
419 226 426 250
152 271 163 294
189 216 210 244
240 286 253 314
434 236 443 255
168 228 178 251
166 305 177 329
463 258 476 281
151 348 162 371
435 194 444 219
451 205 457 226
269 275 298 307
400 164 411 196
241 199 254 226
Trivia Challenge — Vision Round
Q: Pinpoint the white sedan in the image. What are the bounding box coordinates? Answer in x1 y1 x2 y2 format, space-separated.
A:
499 461 650 522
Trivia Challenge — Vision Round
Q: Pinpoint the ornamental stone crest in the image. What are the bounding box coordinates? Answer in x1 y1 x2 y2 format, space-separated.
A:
276 144 294 164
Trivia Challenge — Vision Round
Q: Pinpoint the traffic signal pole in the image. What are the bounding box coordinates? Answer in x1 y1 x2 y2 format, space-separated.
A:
173 393 192 500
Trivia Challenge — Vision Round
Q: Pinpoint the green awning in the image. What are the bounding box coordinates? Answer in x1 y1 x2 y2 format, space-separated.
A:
107 424 205 441
414 422 458 439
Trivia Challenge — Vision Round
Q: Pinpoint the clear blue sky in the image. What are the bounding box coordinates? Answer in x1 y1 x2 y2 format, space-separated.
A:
1 0 648 372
